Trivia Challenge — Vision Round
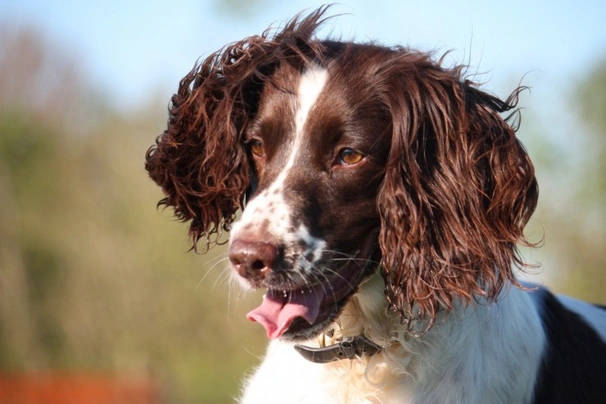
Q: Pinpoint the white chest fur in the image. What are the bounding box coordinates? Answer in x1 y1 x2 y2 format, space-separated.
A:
240 340 411 403
239 275 545 404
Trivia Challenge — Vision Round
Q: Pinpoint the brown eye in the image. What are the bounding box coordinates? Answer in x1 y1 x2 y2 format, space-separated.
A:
338 148 364 165
250 140 265 157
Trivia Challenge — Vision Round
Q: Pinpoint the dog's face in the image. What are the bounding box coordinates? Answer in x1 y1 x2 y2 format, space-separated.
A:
145 8 538 342
228 62 390 341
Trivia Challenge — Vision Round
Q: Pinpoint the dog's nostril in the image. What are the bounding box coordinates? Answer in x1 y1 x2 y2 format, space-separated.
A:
251 260 266 271
228 239 279 281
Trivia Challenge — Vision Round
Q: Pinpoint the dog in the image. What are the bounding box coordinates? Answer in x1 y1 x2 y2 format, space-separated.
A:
145 6 606 403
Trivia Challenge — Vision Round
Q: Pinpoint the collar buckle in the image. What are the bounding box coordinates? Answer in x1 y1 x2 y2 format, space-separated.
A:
294 335 382 364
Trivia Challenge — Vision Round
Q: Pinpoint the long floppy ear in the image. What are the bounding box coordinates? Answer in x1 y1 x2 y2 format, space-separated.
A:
377 51 539 325
144 7 331 249
144 47 257 249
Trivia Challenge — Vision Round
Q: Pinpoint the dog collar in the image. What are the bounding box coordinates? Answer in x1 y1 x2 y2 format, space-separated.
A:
294 335 382 364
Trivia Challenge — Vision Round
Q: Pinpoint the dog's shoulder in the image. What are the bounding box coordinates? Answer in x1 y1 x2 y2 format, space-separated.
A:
527 285 606 404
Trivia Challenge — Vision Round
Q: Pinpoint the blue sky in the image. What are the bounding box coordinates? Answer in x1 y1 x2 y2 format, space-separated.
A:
2 0 605 113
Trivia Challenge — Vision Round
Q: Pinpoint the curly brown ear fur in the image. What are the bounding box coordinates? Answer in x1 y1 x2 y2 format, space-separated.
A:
144 7 330 249
377 51 539 325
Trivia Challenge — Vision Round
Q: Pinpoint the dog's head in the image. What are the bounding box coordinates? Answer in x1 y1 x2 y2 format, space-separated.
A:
145 7 538 341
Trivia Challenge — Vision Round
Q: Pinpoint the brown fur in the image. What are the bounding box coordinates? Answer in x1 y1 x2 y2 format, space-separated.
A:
145 5 539 326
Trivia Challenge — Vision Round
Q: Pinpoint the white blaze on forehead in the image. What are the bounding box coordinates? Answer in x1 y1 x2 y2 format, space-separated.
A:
292 65 329 160
232 65 329 246
274 65 329 181
275 64 328 188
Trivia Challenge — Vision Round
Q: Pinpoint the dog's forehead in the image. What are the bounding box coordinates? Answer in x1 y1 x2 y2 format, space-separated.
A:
257 64 330 113
250 60 390 165
256 65 301 114
251 64 334 144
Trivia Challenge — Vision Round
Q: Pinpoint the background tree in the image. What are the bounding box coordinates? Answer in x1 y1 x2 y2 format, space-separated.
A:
0 24 265 402
538 59 606 302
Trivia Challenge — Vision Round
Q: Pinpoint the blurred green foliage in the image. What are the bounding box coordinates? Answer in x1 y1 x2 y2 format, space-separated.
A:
0 20 604 404
212 0 273 18
0 25 265 403
534 58 606 302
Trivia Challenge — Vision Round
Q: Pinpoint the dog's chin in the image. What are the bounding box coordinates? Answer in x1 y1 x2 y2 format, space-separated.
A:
279 248 379 342
279 293 354 342
243 232 379 341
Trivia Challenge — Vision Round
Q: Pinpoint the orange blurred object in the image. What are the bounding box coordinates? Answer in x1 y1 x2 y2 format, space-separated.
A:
0 373 162 404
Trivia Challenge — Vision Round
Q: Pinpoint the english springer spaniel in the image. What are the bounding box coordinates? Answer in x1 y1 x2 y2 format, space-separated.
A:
145 7 606 403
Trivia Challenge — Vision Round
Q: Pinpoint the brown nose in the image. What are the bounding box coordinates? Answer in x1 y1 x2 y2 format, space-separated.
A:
228 239 280 281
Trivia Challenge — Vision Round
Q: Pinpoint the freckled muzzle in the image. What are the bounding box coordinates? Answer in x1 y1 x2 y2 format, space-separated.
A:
228 227 378 341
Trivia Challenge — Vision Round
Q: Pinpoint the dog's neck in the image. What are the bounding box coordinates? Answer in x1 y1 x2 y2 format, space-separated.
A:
241 274 544 403
292 276 389 362
295 273 415 361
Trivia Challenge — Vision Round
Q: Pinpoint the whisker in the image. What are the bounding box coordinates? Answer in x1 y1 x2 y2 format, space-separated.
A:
321 267 358 291
195 254 231 290
319 249 380 267
308 267 339 305
214 265 234 291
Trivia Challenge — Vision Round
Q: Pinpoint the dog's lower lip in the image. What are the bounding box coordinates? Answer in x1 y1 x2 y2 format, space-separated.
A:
274 237 378 340
247 284 326 339
246 265 361 339
241 230 378 340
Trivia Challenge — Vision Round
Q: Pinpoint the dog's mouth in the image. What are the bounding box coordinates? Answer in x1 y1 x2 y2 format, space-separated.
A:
246 235 377 341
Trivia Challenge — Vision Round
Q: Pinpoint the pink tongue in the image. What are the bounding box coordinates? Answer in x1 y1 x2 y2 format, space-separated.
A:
247 286 325 339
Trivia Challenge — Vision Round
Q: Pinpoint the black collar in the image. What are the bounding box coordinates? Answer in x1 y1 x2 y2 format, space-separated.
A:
294 335 382 364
